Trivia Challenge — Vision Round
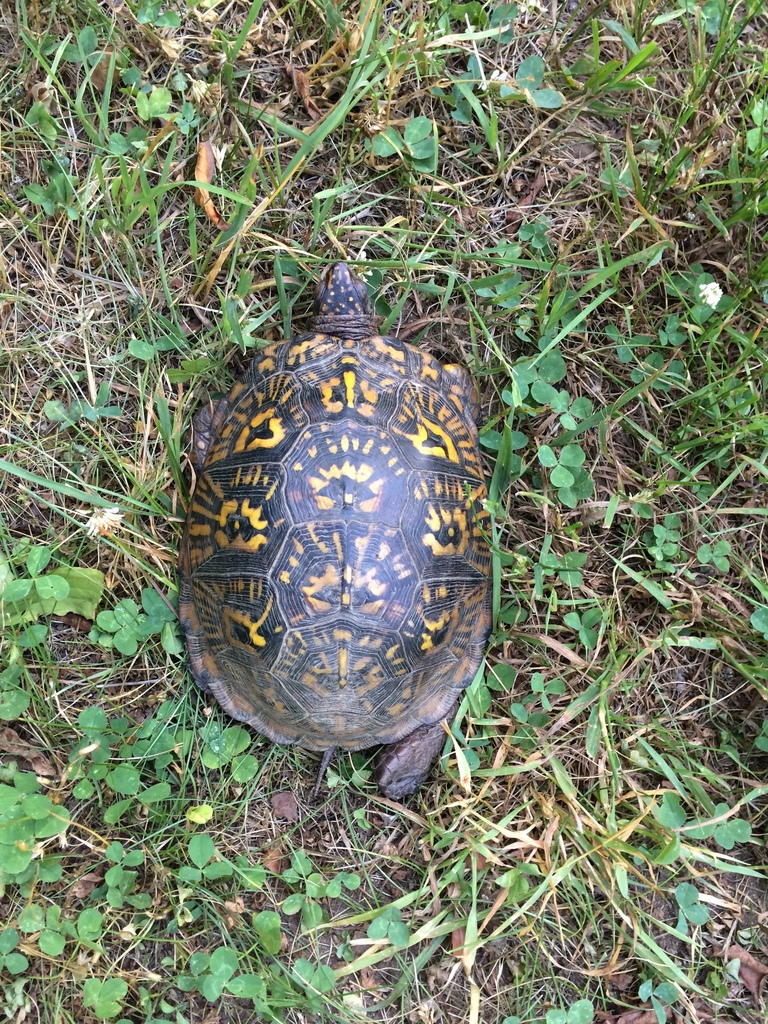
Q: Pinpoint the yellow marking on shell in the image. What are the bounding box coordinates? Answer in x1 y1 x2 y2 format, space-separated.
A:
357 478 385 514
357 571 388 597
229 465 280 499
320 377 343 414
422 506 470 557
308 460 377 506
420 609 453 651
255 355 276 373
216 499 239 527
240 498 267 531
292 461 303 472
363 665 385 686
372 336 406 363
301 563 339 612
358 636 383 650
360 378 377 404
288 339 315 359
225 601 273 648
354 568 389 613
338 646 348 687
199 476 224 501
419 359 440 382
189 522 212 537
344 371 356 407
215 529 267 552
307 523 329 554
279 570 290 584
334 628 352 643
234 408 285 452
384 644 408 674
405 418 459 462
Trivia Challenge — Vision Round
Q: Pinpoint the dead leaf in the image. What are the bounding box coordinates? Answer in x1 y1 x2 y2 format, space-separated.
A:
723 943 768 1000
359 966 378 990
194 142 229 230
55 612 93 631
28 81 54 111
507 171 546 230
292 38 320 56
285 61 310 99
223 898 244 930
261 843 286 874
596 1011 669 1024
270 790 300 821
414 1001 438 1024
348 25 364 55
284 62 322 121
622 1013 669 1024
72 870 104 899
90 46 116 92
160 37 184 61
0 726 56 776
607 971 634 992
450 925 466 956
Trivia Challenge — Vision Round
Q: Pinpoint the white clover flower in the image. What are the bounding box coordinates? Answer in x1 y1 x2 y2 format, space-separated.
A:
189 80 211 106
698 281 723 308
85 507 123 538
354 250 374 277
210 143 228 170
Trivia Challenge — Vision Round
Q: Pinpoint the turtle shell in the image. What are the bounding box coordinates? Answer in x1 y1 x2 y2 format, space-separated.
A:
178 265 492 760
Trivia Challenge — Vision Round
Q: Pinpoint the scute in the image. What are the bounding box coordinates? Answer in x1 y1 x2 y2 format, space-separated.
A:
179 263 492 792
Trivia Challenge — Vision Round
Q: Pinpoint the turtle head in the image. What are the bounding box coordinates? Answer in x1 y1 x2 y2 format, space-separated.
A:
313 263 375 340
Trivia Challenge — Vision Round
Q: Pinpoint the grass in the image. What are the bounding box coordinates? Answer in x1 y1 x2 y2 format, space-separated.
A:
1 0 767 1021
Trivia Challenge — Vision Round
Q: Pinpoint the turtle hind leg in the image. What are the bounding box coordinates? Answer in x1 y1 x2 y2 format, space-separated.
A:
374 709 456 800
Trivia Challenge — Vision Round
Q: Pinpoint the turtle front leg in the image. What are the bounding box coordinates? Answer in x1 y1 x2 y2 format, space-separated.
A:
374 708 456 799
189 398 230 470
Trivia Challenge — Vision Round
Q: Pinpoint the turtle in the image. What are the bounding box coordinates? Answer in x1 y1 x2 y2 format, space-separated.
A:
178 262 492 799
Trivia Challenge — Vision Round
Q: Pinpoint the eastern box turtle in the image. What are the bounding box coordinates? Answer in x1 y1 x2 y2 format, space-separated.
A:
179 263 492 798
